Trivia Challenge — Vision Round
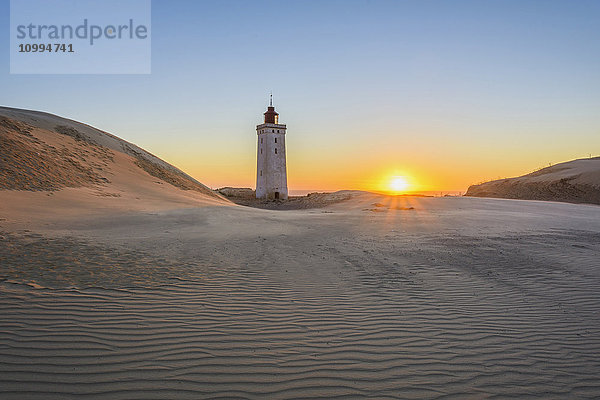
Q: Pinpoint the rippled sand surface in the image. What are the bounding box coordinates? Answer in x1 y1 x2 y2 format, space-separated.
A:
1 195 600 399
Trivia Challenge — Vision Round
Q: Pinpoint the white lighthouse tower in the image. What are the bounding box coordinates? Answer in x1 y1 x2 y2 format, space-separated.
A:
256 95 288 200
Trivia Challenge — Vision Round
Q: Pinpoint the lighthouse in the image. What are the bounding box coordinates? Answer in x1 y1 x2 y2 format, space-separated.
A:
256 95 288 200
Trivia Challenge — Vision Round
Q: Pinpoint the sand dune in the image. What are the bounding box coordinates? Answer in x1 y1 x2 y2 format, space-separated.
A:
0 106 228 224
466 157 600 205
216 187 361 210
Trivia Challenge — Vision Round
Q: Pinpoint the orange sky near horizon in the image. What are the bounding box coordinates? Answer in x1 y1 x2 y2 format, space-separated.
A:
133 102 598 195
149 124 595 195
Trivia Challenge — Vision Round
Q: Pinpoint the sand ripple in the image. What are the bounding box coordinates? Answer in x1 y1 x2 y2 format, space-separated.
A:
1 229 600 399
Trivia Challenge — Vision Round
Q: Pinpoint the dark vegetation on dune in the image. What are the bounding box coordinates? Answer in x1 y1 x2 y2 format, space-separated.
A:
466 158 600 205
134 155 218 197
119 142 221 198
466 178 600 205
215 186 355 209
0 117 111 191
0 113 222 199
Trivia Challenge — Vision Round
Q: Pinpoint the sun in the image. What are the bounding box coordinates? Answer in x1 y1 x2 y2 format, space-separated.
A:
389 176 410 193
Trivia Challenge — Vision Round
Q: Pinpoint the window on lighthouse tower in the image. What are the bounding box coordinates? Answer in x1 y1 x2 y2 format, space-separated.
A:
275 148 278 154
275 138 277 143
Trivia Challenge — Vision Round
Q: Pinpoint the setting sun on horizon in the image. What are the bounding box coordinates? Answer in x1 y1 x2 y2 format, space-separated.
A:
389 176 410 193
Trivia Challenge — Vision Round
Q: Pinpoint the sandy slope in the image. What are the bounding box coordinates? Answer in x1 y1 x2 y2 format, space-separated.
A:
466 157 600 205
0 106 229 221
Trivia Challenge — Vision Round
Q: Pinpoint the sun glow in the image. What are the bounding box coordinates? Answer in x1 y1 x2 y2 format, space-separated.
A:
389 176 410 193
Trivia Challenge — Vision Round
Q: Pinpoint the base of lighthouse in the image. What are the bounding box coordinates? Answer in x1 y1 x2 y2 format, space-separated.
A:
256 187 288 201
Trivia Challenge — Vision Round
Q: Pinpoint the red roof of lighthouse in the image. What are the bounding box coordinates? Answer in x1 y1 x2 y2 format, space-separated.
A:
264 106 279 124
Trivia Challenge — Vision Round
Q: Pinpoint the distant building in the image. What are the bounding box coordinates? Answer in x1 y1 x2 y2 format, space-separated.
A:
256 95 288 200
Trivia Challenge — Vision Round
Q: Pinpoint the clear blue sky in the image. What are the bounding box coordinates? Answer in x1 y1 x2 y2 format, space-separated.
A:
2 0 599 191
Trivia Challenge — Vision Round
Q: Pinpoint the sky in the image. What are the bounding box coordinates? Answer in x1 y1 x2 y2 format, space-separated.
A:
2 0 599 193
